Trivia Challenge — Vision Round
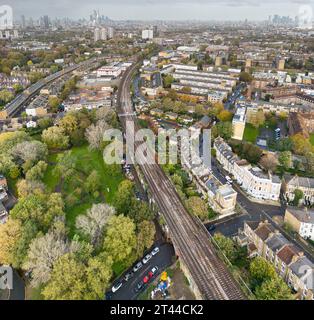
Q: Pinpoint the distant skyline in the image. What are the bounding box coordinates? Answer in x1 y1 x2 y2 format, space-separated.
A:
5 0 314 21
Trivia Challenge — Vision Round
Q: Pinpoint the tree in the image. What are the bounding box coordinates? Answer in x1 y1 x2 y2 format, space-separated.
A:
255 277 293 300
128 200 153 225
305 152 314 175
11 141 48 171
0 90 14 106
25 161 47 181
251 110 265 128
42 254 87 300
249 257 277 287
239 71 253 83
259 153 278 172
10 220 39 269
17 179 46 198
85 120 110 150
136 220 156 257
291 134 313 155
241 143 263 164
212 122 233 140
85 254 113 300
217 110 233 122
163 75 174 88
213 233 237 262
59 113 78 135
10 193 64 231
293 189 304 206
76 204 115 247
24 228 71 287
53 151 77 183
278 151 292 170
103 215 137 264
0 218 22 265
42 126 69 150
185 196 208 221
84 170 101 195
114 180 134 215
48 97 61 113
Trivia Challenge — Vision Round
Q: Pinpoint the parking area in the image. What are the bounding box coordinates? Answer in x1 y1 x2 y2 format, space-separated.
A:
108 243 175 300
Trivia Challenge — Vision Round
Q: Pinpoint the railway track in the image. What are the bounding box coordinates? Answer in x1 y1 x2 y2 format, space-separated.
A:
117 62 245 300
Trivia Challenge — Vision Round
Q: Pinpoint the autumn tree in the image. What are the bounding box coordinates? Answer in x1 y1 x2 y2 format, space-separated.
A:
85 120 110 150
16 179 46 198
42 126 69 150
0 218 22 265
25 161 48 181
249 257 277 288
278 151 292 170
76 204 115 247
259 153 278 172
255 277 293 300
185 196 208 221
42 254 87 300
217 110 233 122
103 215 137 264
24 228 71 287
10 193 64 231
136 220 156 257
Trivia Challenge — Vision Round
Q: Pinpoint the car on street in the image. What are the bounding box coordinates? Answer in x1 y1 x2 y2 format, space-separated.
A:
207 224 216 232
143 275 149 284
151 266 159 275
135 281 144 292
133 262 143 273
124 272 134 281
112 282 123 293
151 247 159 256
142 254 152 264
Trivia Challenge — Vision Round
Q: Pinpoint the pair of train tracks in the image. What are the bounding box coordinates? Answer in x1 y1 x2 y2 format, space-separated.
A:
117 63 245 300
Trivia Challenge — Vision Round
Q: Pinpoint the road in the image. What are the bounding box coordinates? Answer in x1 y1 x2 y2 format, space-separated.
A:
110 243 175 300
225 83 246 110
117 62 245 300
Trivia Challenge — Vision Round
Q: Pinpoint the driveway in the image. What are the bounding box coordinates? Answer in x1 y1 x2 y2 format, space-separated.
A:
109 243 175 300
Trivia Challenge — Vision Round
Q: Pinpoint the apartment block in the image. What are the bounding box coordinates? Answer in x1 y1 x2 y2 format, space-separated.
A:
232 107 246 140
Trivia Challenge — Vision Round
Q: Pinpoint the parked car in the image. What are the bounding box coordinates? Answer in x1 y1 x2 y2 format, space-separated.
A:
142 254 152 264
207 224 216 232
124 272 134 281
151 266 159 275
133 262 143 273
143 275 149 284
151 247 159 256
112 282 122 293
135 281 144 292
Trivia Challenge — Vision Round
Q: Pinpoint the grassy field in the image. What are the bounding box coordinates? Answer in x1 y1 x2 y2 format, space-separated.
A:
310 134 314 146
243 123 259 143
43 145 124 236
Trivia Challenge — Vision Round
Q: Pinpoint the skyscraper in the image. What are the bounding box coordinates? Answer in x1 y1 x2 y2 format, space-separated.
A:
94 27 100 42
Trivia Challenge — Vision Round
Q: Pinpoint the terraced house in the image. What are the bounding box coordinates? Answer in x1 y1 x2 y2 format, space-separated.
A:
214 137 281 201
243 220 314 300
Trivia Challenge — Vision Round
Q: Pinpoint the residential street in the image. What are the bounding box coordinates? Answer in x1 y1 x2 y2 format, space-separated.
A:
109 242 175 300
208 158 314 260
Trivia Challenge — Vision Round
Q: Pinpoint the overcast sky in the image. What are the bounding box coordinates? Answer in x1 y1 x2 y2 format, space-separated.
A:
5 0 314 20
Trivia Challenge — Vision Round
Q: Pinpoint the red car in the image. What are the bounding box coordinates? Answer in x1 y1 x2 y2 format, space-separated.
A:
143 276 149 284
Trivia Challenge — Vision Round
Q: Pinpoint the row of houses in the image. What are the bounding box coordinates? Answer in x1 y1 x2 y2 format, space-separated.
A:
181 118 238 216
239 220 314 300
214 137 281 201
0 174 8 224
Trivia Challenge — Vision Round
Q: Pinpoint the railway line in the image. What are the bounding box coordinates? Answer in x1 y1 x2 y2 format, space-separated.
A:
3 57 100 118
117 62 245 300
